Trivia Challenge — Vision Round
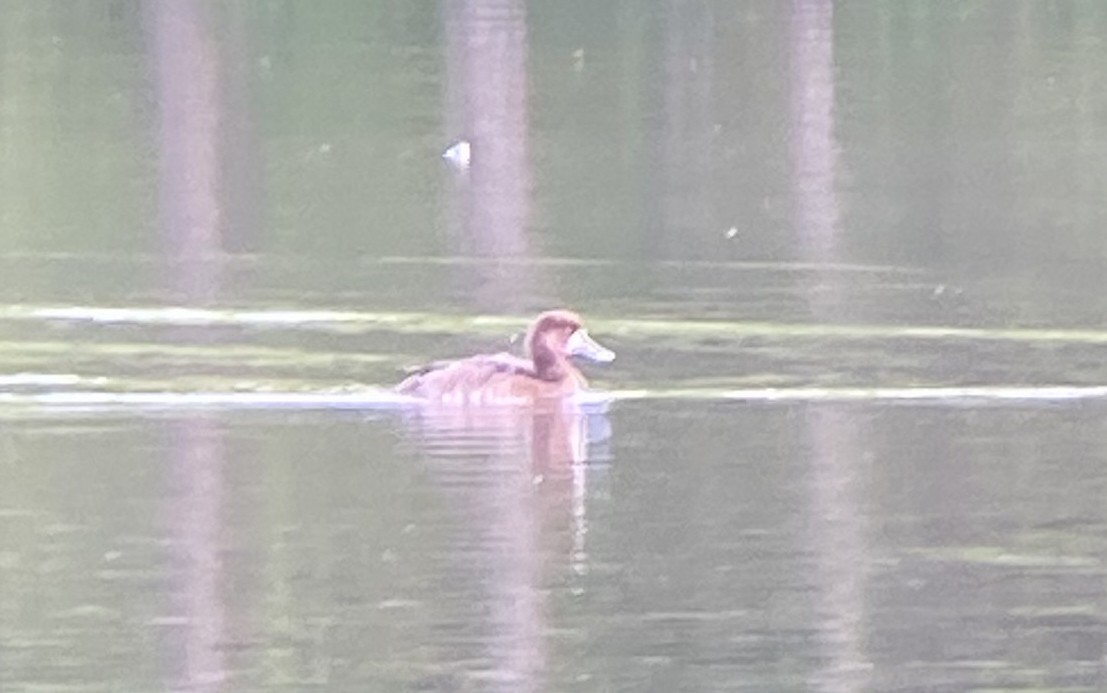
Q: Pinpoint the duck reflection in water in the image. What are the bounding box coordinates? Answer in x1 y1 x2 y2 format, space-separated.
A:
396 309 615 468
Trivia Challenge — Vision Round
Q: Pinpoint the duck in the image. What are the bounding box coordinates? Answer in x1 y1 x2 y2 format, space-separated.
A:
395 309 615 404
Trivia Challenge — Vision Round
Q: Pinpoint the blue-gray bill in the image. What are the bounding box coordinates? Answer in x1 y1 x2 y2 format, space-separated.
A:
566 328 615 363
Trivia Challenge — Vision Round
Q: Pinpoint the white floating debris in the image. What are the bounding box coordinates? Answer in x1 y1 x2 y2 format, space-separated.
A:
442 140 471 169
572 48 585 71
725 227 739 239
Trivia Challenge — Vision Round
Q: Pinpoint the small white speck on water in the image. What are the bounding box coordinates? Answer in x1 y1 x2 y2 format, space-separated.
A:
572 48 585 71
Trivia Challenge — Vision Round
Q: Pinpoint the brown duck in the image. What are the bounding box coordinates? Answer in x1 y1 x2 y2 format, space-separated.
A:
395 309 615 404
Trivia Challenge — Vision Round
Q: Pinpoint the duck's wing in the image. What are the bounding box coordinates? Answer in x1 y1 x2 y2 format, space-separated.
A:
395 352 536 397
401 352 534 378
472 352 536 376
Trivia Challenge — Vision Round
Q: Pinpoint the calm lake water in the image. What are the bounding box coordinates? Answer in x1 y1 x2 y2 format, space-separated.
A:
5 1 1107 691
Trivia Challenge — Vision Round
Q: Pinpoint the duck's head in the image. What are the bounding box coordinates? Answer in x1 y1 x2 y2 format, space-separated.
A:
526 310 615 380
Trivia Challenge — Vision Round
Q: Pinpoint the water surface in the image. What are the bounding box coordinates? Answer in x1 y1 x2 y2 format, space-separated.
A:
4 1 1107 691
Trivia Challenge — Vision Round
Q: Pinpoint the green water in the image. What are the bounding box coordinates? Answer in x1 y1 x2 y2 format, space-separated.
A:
4 1 1107 691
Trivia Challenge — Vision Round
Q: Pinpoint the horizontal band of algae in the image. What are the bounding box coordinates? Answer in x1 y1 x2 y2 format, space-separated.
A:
4 305 1107 345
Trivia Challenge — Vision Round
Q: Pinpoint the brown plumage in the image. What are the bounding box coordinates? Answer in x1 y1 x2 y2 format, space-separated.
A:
395 309 615 404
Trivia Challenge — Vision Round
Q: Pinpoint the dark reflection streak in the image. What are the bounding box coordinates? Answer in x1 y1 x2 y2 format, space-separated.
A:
791 1 872 692
147 0 229 690
443 0 539 312
221 0 264 254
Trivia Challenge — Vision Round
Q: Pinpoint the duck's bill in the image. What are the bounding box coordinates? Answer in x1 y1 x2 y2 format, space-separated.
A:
566 329 616 363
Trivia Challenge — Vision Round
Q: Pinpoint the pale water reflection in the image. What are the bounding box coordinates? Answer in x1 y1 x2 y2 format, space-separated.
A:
5 0 1107 691
7 401 1107 691
443 0 540 313
399 404 609 692
165 417 228 692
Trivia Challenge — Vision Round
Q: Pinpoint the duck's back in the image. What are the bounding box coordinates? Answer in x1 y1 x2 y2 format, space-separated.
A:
396 352 582 404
